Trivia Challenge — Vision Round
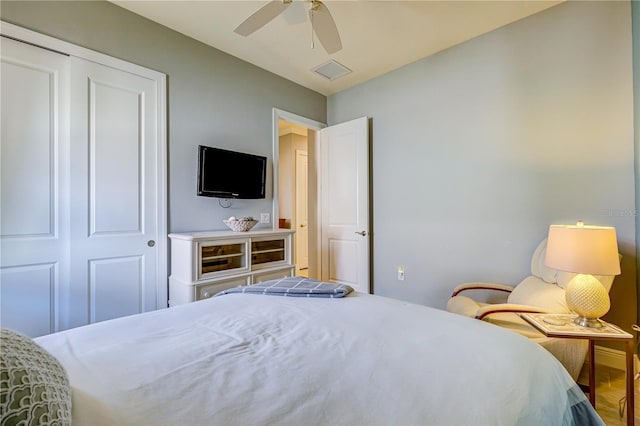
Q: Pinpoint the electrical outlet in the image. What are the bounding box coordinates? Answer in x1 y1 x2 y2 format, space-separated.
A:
260 213 270 224
397 266 405 281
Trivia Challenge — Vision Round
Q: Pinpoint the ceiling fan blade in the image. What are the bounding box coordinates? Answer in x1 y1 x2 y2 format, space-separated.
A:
309 1 342 54
234 1 292 37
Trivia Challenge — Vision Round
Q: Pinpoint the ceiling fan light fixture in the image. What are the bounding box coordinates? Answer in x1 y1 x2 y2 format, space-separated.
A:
234 0 342 54
311 59 351 81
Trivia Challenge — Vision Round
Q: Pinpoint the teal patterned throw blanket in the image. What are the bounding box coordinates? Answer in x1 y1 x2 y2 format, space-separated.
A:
216 277 353 298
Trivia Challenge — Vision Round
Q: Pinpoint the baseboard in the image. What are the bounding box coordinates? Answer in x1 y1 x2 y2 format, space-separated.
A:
594 345 628 371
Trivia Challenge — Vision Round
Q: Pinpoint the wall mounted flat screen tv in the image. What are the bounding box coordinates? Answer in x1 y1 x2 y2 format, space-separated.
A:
197 145 267 199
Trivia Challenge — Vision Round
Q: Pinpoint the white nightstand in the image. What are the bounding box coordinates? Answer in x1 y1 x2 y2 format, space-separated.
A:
521 313 634 426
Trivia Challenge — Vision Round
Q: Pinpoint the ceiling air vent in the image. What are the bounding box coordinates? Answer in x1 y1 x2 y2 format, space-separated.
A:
311 60 351 81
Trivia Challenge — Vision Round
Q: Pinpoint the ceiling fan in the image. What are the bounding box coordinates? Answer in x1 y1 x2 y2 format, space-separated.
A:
234 0 342 54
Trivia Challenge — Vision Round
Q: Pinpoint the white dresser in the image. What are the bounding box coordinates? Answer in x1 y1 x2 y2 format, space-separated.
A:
168 229 295 306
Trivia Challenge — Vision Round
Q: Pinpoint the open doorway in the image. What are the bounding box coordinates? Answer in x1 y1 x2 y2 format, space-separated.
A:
271 108 325 280
278 119 311 277
272 109 370 293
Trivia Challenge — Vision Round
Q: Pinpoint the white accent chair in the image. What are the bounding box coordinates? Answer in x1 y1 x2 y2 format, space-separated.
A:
446 240 616 380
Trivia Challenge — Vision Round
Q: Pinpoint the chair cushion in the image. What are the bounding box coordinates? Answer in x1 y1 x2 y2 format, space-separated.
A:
556 271 615 291
507 276 570 313
530 239 559 284
0 328 72 425
446 295 484 317
485 312 586 380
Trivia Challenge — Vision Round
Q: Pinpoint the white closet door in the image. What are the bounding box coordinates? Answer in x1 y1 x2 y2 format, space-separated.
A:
68 57 161 327
1 28 166 336
0 37 71 337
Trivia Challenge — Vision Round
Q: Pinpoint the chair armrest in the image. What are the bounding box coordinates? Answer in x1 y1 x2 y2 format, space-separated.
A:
451 282 515 297
475 303 555 320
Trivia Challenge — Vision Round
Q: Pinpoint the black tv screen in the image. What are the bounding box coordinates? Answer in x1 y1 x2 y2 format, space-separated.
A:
197 145 267 199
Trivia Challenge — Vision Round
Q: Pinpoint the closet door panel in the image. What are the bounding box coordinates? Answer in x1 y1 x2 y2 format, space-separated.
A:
69 57 160 327
89 255 142 323
0 37 70 336
91 81 141 234
1 61 55 236
0 264 57 337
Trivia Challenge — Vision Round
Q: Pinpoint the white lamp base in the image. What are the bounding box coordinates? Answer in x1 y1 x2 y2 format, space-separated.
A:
565 273 610 329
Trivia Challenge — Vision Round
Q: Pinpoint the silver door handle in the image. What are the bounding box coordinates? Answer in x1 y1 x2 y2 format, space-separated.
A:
355 231 367 236
147 240 156 247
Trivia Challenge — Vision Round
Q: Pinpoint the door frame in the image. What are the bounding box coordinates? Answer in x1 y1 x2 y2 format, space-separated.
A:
272 108 324 278
294 149 308 274
1 21 168 309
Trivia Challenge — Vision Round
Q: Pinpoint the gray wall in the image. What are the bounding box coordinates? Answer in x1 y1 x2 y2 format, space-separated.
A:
0 1 326 234
328 1 637 330
3 1 637 328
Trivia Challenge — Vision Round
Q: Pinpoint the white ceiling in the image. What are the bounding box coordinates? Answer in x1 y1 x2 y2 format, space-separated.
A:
112 0 563 96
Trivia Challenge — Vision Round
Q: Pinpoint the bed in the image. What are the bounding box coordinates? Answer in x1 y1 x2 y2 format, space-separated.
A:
23 281 602 425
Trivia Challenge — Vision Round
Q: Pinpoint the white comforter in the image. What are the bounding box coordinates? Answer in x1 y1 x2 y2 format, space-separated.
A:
35 292 601 425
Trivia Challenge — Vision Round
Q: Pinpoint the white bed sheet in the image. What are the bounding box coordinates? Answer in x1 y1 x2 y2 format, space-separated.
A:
35 292 602 425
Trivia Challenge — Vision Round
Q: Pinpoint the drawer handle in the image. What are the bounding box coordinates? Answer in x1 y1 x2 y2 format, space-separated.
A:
203 291 211 298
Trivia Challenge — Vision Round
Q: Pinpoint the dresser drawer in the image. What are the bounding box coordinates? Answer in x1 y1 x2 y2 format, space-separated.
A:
195 276 250 301
251 267 295 284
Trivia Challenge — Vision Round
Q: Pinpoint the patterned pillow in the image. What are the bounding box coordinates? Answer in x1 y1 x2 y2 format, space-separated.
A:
0 328 71 426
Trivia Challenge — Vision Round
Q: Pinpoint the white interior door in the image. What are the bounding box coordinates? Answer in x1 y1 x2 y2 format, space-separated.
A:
319 117 369 293
295 150 308 273
68 57 162 327
0 37 70 337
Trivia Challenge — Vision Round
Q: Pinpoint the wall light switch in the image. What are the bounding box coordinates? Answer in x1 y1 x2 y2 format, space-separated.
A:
260 213 270 224
397 266 405 281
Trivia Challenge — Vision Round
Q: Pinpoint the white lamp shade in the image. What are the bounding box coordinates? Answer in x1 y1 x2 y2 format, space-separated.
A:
545 224 620 276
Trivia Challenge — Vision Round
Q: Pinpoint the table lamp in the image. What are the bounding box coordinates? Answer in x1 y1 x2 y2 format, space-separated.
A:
545 221 621 328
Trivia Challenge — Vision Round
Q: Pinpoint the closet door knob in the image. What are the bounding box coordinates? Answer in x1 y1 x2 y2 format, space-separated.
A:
355 231 367 236
147 240 156 247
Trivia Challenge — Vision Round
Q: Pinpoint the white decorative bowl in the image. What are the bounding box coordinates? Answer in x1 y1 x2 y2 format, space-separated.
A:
223 219 258 232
